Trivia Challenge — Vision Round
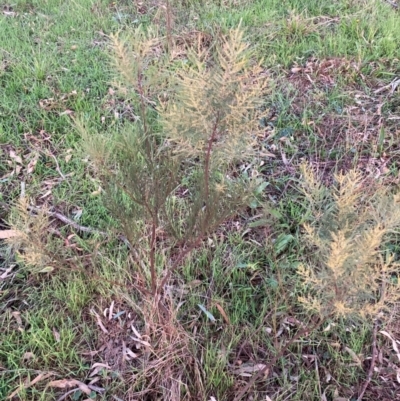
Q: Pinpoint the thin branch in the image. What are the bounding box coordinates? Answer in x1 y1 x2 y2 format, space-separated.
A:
28 206 107 235
157 235 203 293
357 321 378 401
40 149 72 188
149 217 157 293
27 205 153 296
165 0 173 52
156 204 242 295
204 112 220 203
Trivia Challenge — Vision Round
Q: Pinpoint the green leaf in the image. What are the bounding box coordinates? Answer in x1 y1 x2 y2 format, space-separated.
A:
266 277 279 289
249 199 259 209
274 234 294 255
268 208 282 219
236 262 249 268
255 181 269 195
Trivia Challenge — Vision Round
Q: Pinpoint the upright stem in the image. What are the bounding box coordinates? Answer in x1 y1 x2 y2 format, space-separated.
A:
149 217 157 293
137 67 156 293
137 71 147 132
204 113 220 203
158 235 204 294
137 69 152 157
165 0 173 52
357 321 378 401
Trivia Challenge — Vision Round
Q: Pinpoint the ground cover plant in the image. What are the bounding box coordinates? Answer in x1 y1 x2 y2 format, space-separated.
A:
1 0 400 400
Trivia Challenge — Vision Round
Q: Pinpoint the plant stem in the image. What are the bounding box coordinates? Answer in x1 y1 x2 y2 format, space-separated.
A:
204 112 220 203
165 0 173 52
357 321 378 400
137 68 153 158
157 236 203 294
150 217 157 293
137 71 147 134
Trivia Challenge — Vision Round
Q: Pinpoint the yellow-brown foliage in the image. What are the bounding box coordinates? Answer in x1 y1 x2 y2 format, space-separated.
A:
79 26 267 293
298 163 400 322
6 198 54 273
160 27 267 167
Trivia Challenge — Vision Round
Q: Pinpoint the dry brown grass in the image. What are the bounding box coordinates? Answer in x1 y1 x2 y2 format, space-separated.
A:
86 292 204 400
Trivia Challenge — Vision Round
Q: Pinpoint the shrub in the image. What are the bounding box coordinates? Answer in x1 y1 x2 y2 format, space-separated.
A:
79 26 267 294
298 163 400 322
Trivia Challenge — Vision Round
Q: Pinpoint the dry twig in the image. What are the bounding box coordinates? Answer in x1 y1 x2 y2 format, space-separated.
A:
357 321 379 401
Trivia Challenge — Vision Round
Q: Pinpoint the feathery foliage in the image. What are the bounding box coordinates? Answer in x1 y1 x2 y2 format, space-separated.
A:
160 27 266 165
6 198 55 274
79 26 266 293
298 164 400 322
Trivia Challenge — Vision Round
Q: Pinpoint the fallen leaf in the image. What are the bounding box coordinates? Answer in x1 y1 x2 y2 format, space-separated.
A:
53 328 60 342
323 322 336 332
125 347 139 360
332 387 348 401
91 309 108 334
22 352 35 362
38 266 54 273
232 363 267 377
11 311 23 327
60 109 74 116
130 336 151 348
9 150 23 164
0 230 19 239
108 300 115 320
40 190 52 199
214 303 230 325
8 373 54 399
131 324 142 339
26 157 38 174
0 265 17 279
344 346 362 367
89 377 100 385
275 325 284 338
90 187 102 196
198 304 216 322
89 363 111 377
188 279 202 288
47 379 91 395
380 330 400 362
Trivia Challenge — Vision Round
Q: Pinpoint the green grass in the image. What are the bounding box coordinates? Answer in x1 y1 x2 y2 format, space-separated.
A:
1 0 400 400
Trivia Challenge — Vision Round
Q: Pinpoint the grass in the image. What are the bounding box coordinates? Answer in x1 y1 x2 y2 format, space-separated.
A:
1 0 400 400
